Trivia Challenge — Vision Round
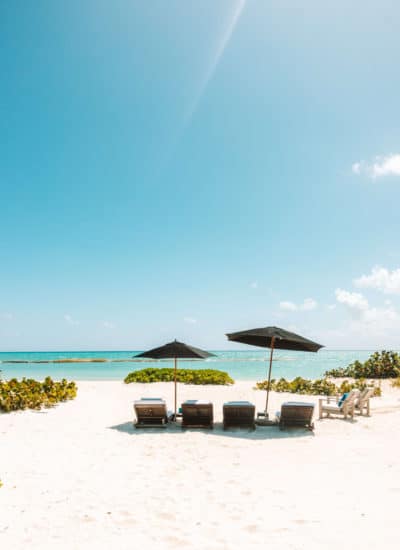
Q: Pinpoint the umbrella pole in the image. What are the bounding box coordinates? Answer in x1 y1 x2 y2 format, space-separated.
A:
174 356 177 420
265 336 275 418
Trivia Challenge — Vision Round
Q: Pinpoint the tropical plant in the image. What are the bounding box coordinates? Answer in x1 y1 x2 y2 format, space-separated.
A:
124 368 234 385
324 350 400 379
391 377 400 388
0 377 77 412
254 376 380 397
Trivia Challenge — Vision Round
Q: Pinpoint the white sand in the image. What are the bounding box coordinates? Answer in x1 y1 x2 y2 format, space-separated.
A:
1 380 400 550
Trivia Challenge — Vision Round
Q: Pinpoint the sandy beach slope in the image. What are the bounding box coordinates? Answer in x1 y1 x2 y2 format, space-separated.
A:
1 380 400 549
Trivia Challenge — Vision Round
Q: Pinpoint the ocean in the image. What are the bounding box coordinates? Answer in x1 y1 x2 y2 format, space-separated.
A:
0 350 380 381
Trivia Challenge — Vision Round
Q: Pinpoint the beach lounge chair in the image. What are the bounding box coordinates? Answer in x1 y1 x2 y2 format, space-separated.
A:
276 402 315 430
181 400 213 429
355 387 374 416
223 401 256 430
318 389 359 420
133 398 173 428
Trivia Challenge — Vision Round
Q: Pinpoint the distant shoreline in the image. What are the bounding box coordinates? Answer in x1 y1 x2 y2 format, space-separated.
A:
0 349 388 354
0 357 286 364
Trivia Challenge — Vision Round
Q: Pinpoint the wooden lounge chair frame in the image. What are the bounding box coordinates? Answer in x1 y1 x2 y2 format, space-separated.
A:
181 400 214 429
277 402 315 431
318 389 359 420
134 398 173 428
223 401 256 430
355 387 374 416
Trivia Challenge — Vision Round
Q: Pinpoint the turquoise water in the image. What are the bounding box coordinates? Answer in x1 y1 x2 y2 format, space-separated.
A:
0 350 380 381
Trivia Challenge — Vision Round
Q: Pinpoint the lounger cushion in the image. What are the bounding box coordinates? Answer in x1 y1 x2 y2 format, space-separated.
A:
337 392 349 407
183 400 212 405
224 401 254 407
134 399 166 406
140 397 163 401
282 402 315 408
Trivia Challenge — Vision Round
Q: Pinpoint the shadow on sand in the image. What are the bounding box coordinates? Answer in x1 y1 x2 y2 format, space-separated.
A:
108 420 316 440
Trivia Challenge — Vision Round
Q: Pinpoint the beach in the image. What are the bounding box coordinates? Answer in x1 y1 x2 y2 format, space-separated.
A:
1 380 400 549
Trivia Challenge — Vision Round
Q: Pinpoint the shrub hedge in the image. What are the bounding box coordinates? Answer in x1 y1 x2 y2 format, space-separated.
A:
324 350 400 379
255 376 381 397
0 377 78 412
124 367 234 385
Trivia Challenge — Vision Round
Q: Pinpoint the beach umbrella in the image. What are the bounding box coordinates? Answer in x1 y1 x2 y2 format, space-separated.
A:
134 340 215 419
226 326 323 418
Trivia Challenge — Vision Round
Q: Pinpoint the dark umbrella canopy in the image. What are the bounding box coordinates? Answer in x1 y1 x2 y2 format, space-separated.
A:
134 340 215 418
226 326 323 419
226 326 323 352
135 340 214 360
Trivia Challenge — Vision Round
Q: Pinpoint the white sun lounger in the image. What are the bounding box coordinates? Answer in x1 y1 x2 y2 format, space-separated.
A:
318 389 359 420
133 398 173 428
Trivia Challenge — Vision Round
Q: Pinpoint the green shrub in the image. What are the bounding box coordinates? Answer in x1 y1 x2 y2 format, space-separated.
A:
254 376 380 397
0 377 78 412
391 377 400 388
337 378 381 397
325 350 400 379
124 367 234 385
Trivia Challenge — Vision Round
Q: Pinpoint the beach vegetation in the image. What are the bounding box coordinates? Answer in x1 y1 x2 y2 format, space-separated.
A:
0 377 77 412
124 367 234 385
324 350 400 379
255 376 380 396
391 377 400 388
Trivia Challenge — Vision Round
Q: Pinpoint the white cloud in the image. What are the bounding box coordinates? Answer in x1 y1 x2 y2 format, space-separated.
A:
301 298 317 311
335 288 369 313
354 266 400 295
250 281 258 289
102 321 115 329
279 298 317 312
327 277 400 347
335 287 400 333
352 154 400 179
279 300 297 311
183 317 197 324
327 304 336 310
362 305 399 326
64 314 79 326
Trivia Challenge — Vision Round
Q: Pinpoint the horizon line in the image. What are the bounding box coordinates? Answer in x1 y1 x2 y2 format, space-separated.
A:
0 348 394 354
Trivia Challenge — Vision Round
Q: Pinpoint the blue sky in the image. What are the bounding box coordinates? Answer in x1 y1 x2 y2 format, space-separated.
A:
1 1 400 351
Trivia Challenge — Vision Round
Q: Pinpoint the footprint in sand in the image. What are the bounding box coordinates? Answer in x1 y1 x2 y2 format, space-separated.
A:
157 511 176 521
82 515 95 523
243 524 259 534
163 535 189 547
293 519 320 525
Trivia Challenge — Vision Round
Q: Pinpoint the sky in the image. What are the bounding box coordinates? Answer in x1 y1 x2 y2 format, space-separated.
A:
1 0 400 351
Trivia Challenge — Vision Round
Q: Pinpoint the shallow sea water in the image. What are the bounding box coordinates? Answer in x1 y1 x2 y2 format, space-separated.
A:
0 349 383 381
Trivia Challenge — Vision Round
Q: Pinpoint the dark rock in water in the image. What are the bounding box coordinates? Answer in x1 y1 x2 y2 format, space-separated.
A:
3 360 29 364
